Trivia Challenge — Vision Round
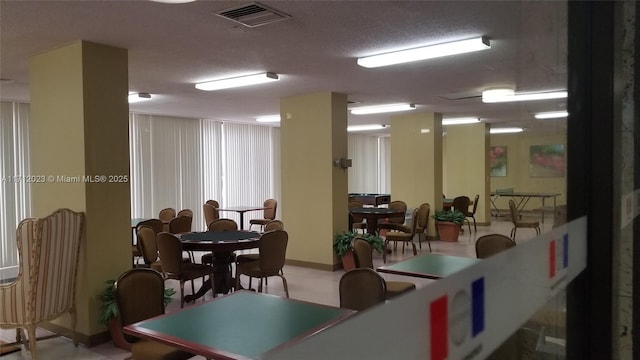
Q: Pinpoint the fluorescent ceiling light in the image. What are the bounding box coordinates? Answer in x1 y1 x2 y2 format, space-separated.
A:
128 92 152 103
490 127 524 134
535 111 569 119
150 0 197 3
357 36 490 68
195 72 279 91
350 103 415 115
482 89 567 103
347 124 387 132
442 117 480 125
255 115 281 123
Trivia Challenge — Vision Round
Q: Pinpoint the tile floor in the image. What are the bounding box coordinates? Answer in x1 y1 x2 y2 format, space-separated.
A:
0 214 554 360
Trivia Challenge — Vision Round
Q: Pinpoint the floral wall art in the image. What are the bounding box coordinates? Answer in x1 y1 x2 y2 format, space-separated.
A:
490 146 507 177
529 144 565 177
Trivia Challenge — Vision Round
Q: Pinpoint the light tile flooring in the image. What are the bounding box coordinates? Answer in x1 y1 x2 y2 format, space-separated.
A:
0 214 554 360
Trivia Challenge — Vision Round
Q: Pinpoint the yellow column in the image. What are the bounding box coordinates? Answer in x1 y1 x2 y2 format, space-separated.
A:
443 123 491 225
390 112 443 237
280 92 348 270
29 41 131 343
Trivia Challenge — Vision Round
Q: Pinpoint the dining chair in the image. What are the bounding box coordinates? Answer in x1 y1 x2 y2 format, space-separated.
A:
348 200 367 233
352 238 415 300
202 203 219 229
205 199 220 208
236 219 286 285
158 208 176 222
475 233 516 258
133 219 164 265
113 268 194 360
200 219 239 267
177 209 193 218
467 194 480 231
382 207 419 263
339 268 387 311
452 195 472 233
137 225 163 272
169 215 192 234
235 230 289 298
508 200 541 241
414 203 431 251
264 219 284 231
249 198 278 231
156 232 217 308
376 200 408 235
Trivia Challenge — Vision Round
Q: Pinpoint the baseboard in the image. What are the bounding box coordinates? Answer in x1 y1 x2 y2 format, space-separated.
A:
285 259 340 271
39 322 111 347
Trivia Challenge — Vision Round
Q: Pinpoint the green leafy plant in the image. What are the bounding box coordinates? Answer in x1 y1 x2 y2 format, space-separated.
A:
433 210 465 225
333 231 384 256
98 279 176 325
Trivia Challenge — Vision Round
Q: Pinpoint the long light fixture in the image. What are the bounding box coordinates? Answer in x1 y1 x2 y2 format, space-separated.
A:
442 117 480 125
535 111 569 119
490 127 523 134
255 115 281 123
350 103 415 115
195 72 279 91
357 36 490 68
482 89 567 103
128 92 152 103
347 124 387 132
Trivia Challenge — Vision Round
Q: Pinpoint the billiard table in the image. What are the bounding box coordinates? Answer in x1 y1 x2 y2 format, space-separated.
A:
348 193 391 207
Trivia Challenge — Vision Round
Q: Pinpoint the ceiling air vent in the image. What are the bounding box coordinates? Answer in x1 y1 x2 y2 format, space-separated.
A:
216 2 291 28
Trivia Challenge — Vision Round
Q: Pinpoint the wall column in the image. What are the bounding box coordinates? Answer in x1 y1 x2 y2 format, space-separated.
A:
280 92 348 270
29 40 131 343
390 112 443 237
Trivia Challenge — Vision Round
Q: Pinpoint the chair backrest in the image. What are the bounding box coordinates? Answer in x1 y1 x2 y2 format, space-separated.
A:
156 232 185 276
475 234 516 258
263 199 278 220
387 200 407 224
114 268 165 327
508 200 519 224
553 204 567 228
136 218 163 235
203 203 219 227
177 209 193 218
169 215 192 234
258 230 288 274
416 203 431 231
407 207 419 236
208 218 238 231
158 207 176 222
339 268 386 311
471 194 480 215
352 238 374 269
348 200 364 222
205 199 220 208
137 225 159 265
264 219 284 232
452 196 471 216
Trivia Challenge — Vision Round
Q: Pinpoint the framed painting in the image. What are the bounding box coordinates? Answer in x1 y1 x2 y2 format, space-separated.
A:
490 146 507 177
529 144 565 177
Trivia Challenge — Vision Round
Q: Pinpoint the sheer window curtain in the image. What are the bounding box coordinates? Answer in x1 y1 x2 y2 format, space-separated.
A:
347 134 390 194
0 102 31 279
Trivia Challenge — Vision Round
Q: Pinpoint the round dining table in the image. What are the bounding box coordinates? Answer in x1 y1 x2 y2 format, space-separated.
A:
179 230 261 301
348 207 405 234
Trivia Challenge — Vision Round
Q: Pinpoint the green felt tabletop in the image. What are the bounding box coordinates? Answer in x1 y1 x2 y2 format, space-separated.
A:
127 291 352 359
377 253 480 279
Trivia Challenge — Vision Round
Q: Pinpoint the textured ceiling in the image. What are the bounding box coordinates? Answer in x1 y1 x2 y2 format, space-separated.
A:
0 0 568 135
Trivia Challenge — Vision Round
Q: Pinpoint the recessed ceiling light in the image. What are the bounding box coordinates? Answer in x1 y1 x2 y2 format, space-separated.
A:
357 36 491 68
350 103 415 115
490 127 523 134
255 115 281 123
442 117 480 125
128 93 152 103
534 111 569 119
482 89 567 103
347 124 387 132
195 72 279 91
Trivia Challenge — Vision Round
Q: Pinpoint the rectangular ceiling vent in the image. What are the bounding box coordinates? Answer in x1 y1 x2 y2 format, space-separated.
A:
216 2 291 28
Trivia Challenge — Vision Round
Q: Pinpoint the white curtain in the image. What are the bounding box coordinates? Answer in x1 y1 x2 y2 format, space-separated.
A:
0 102 31 279
378 136 391 193
348 134 390 194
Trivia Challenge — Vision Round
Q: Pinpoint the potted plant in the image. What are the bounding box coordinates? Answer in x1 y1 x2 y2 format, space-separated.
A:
98 279 175 350
433 210 465 242
334 231 384 270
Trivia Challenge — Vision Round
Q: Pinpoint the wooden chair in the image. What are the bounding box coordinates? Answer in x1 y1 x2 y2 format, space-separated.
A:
156 232 217 307
158 208 176 222
249 199 278 231
348 200 367 233
203 203 219 229
113 268 193 360
382 208 419 263
475 233 516 258
137 225 163 272
264 219 284 231
177 209 193 218
169 215 192 234
467 194 480 231
508 200 541 241
452 195 473 233
414 203 431 251
236 220 286 283
352 238 415 300
235 230 289 298
205 199 220 208
133 219 164 264
0 209 85 359
339 268 387 311
376 200 408 237
201 219 239 265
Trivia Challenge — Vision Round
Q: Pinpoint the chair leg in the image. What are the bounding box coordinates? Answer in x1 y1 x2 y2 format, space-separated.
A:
417 232 422 249
279 275 290 298
382 240 388 263
411 242 417 256
27 325 37 358
180 281 185 308
210 274 217 298
472 217 477 232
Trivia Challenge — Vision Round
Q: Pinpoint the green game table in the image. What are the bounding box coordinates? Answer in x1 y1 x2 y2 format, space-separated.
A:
377 253 480 279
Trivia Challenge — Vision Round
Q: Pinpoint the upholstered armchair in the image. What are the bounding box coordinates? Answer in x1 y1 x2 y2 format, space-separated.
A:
0 208 85 359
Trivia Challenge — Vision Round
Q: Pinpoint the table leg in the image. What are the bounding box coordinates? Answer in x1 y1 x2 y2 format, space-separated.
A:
184 252 234 303
541 198 546 224
238 212 245 230
366 218 379 235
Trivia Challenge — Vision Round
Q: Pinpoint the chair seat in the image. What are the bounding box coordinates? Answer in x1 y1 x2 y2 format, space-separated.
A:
385 231 413 241
385 281 416 299
249 218 270 225
380 223 411 233
236 253 259 263
132 339 193 360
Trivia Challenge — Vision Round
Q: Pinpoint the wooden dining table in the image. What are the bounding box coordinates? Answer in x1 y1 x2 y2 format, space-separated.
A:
179 230 261 299
377 253 480 279
123 291 354 360
348 207 405 235
217 206 268 230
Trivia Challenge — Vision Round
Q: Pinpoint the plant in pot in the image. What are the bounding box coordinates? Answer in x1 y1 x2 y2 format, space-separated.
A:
98 279 175 350
333 231 384 270
433 210 465 242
